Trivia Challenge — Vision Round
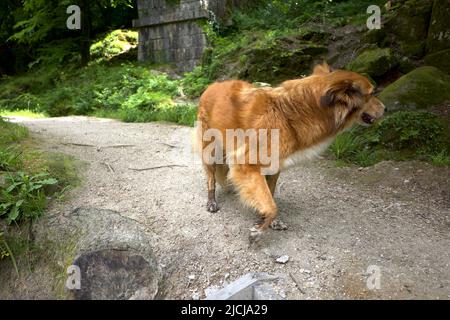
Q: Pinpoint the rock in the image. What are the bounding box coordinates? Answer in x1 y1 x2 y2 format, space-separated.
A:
346 47 397 78
296 27 331 43
188 275 196 280
276 255 290 264
204 285 221 297
398 57 416 74
426 0 450 53
386 0 433 58
239 37 328 84
424 49 450 74
205 272 280 300
299 268 312 274
73 249 157 300
363 29 388 47
34 207 161 300
379 66 450 111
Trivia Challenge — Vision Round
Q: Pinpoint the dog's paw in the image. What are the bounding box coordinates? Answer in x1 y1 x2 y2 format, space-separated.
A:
206 200 219 213
248 226 263 245
270 219 288 231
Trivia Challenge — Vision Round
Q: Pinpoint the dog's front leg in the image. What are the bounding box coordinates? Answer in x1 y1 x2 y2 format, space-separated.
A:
204 164 219 213
266 173 288 231
230 165 278 243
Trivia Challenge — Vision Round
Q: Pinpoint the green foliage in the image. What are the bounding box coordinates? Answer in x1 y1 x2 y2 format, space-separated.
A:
0 146 23 172
0 172 57 224
3 0 136 74
330 129 368 160
8 0 67 45
329 111 450 166
90 29 138 62
181 66 212 98
374 111 449 154
120 103 198 126
0 60 185 119
0 117 29 144
0 109 46 118
429 151 450 166
231 0 387 31
0 231 18 273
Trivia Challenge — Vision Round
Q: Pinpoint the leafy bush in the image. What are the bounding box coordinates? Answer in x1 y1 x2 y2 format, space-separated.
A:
181 66 212 98
121 102 197 126
429 151 450 166
374 111 449 154
231 0 387 31
90 29 138 62
0 172 57 224
329 111 450 166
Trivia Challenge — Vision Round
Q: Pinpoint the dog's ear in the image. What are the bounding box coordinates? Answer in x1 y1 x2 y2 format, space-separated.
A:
313 62 333 76
321 79 363 108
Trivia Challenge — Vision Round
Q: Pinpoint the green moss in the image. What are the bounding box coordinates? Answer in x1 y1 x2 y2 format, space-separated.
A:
426 0 450 53
400 42 426 58
90 29 138 62
386 0 433 58
363 29 388 47
346 47 397 78
397 56 416 74
296 27 331 43
424 49 450 74
240 40 327 83
379 66 450 111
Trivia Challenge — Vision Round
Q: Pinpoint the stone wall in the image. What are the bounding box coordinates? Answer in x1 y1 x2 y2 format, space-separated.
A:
133 0 243 72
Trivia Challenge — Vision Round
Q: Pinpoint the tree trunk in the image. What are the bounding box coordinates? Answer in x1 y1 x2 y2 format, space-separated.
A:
80 0 92 66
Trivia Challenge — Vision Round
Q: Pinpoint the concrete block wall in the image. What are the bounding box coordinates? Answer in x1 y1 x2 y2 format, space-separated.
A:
133 0 243 72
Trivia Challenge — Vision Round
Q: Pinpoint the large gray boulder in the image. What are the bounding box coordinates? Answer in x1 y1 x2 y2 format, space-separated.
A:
34 207 161 300
379 66 450 111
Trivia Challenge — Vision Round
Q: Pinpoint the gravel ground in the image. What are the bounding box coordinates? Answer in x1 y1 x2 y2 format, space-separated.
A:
8 116 450 299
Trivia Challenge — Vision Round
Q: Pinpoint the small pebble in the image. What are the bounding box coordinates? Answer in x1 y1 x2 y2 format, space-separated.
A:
276 255 290 264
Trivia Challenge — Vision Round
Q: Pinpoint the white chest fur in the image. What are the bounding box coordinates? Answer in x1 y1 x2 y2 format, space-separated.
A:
281 139 332 170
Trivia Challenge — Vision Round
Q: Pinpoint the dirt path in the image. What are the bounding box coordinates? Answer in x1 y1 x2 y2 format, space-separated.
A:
12 116 450 299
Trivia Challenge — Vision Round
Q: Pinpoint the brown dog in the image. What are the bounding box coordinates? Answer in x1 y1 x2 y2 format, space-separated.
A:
197 63 385 242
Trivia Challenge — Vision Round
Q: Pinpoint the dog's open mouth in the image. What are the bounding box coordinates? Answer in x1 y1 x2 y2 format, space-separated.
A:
362 112 375 125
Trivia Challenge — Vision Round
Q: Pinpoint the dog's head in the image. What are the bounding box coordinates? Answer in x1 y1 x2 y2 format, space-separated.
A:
314 63 385 127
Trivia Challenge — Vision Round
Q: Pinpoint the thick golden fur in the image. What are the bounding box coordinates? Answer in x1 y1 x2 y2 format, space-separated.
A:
197 63 385 239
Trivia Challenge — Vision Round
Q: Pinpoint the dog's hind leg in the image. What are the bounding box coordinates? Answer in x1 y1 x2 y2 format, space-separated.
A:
229 165 278 243
215 164 230 188
204 164 219 213
266 173 288 230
